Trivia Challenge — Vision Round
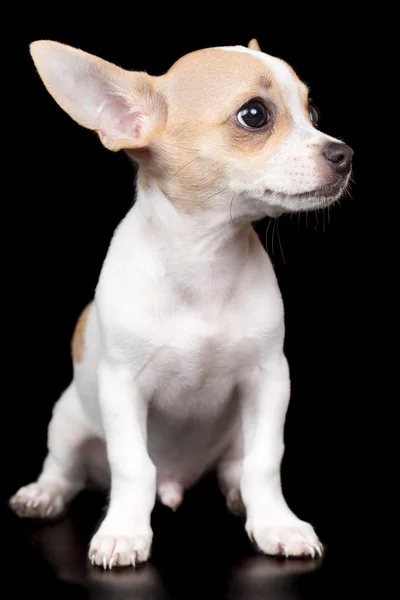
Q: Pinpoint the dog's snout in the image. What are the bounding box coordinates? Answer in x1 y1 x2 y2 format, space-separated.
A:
322 142 353 174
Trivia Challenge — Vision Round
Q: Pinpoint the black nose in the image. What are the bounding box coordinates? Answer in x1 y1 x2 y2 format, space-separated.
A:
322 142 353 174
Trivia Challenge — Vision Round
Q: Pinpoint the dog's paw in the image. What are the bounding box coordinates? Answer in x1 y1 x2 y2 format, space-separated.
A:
89 529 153 569
9 483 64 519
247 518 323 559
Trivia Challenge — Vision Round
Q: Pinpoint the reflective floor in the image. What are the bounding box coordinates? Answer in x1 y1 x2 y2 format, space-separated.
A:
6 480 338 599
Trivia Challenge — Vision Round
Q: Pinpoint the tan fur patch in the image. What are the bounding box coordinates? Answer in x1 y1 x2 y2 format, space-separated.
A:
149 49 299 211
71 302 93 363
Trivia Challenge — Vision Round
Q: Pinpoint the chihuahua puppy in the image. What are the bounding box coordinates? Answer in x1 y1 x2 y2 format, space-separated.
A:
10 38 353 568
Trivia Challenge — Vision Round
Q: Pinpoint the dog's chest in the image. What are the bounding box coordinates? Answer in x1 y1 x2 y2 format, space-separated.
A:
136 307 263 411
174 309 255 359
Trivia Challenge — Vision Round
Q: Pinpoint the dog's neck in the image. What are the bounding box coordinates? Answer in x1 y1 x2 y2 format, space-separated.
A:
131 183 258 296
134 183 255 255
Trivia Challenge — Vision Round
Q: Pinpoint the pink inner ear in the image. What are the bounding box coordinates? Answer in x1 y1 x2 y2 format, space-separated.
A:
119 111 143 140
98 98 146 145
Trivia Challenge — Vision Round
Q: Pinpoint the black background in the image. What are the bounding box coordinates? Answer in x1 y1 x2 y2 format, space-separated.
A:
5 12 374 600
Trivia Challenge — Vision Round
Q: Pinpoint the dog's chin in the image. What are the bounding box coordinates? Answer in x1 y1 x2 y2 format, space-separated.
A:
264 176 350 215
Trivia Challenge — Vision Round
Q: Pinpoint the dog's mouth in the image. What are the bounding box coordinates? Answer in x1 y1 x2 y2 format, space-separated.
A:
289 177 348 200
266 175 348 201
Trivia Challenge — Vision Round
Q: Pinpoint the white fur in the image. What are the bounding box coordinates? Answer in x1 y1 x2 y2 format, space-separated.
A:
9 42 351 568
10 184 322 564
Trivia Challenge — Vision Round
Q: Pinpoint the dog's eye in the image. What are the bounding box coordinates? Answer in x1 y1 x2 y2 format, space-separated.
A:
237 100 269 129
308 100 319 127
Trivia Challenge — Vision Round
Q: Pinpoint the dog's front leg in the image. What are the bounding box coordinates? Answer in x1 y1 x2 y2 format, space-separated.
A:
240 352 323 558
89 360 156 569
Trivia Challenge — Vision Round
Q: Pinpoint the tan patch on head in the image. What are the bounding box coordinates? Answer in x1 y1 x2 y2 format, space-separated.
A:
71 302 93 363
146 48 300 211
162 49 273 123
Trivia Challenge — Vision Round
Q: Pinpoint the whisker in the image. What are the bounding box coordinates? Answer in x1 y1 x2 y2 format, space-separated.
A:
167 156 201 182
343 183 354 201
255 194 263 212
229 192 237 225
265 217 273 254
192 187 229 211
277 219 285 264
272 219 277 257
162 141 202 152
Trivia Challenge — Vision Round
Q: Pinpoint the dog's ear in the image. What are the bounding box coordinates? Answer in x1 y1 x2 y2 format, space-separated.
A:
248 39 261 52
29 40 167 152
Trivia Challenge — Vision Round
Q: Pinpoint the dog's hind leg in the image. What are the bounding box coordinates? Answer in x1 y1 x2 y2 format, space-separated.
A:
9 382 92 519
217 432 245 516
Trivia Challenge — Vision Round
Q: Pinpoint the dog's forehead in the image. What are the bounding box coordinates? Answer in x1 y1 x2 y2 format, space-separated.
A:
221 46 305 94
167 46 306 94
160 46 307 119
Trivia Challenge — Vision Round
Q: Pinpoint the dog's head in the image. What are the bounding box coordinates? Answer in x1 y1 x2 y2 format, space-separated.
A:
30 39 353 219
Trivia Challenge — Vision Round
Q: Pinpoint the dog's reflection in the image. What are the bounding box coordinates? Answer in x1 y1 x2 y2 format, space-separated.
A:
226 556 323 600
32 519 325 599
32 512 169 599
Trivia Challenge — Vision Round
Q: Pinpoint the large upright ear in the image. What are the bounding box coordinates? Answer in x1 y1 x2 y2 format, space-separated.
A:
248 39 261 52
29 40 167 152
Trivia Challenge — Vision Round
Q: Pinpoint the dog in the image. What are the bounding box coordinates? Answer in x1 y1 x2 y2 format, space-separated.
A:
10 38 353 569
